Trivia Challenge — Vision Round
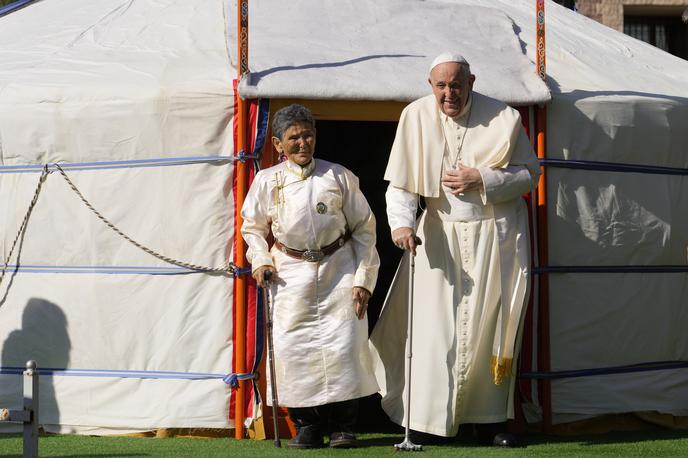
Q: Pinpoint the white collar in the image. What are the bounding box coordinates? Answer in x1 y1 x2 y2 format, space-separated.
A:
285 158 316 179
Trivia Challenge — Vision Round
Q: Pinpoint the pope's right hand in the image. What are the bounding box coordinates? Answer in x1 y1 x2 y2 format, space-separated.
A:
253 265 277 288
392 227 420 256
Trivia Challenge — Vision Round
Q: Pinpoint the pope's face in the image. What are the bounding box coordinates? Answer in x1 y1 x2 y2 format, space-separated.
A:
428 62 475 117
272 122 316 166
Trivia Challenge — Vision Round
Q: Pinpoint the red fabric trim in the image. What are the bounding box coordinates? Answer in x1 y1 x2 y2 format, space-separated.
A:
230 79 238 424
230 78 263 423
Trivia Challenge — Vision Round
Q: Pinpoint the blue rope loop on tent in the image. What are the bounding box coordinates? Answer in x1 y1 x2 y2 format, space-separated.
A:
232 265 253 277
234 98 271 164
540 158 688 176
235 150 260 163
223 372 258 389
253 99 270 155
223 282 266 411
520 360 688 380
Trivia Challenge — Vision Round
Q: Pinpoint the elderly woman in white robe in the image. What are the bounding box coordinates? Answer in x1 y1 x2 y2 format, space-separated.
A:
241 104 380 449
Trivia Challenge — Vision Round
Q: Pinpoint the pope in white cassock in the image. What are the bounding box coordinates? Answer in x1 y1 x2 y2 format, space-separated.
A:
369 53 540 447
241 104 380 449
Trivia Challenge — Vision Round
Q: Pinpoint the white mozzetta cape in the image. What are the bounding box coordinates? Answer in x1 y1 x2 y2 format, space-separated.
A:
384 93 535 199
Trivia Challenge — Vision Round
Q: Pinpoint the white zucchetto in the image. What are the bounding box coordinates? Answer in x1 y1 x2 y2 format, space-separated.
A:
429 52 469 72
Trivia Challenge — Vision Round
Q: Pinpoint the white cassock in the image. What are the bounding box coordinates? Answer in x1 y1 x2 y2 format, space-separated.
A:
241 158 380 408
370 93 540 436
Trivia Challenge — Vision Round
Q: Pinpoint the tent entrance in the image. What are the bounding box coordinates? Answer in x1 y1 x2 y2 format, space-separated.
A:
315 119 400 331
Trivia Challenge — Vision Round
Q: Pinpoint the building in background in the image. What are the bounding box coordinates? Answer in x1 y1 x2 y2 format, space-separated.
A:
556 1 688 59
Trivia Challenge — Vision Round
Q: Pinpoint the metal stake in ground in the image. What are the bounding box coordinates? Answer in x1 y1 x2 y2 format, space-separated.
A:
263 270 281 448
395 238 423 452
0 360 39 458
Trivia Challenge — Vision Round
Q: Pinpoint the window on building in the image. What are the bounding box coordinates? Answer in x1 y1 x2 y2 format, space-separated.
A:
624 15 688 59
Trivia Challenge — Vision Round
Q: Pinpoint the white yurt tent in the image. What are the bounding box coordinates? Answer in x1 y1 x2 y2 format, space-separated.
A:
0 0 238 434
1 0 687 435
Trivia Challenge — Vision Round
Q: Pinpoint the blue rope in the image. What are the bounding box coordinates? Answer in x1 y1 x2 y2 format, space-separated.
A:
0 0 36 17
5 263 248 275
540 158 688 176
3 264 201 275
0 367 230 380
235 150 260 163
232 266 253 277
534 265 688 274
520 360 688 380
224 282 266 407
0 156 232 174
222 372 258 388
234 97 270 164
252 99 270 156
250 284 266 405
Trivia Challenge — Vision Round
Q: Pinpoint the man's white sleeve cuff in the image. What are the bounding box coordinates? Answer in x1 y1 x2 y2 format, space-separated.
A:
478 166 497 205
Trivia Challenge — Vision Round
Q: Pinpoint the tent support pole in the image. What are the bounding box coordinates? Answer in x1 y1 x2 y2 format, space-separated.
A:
535 0 552 433
535 104 551 433
234 0 250 440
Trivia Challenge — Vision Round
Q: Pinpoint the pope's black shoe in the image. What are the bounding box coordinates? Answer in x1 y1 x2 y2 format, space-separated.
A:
493 431 520 448
329 431 358 448
287 425 324 449
474 422 522 448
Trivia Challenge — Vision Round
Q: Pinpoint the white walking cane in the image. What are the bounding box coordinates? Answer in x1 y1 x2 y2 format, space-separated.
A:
263 270 281 448
395 237 423 452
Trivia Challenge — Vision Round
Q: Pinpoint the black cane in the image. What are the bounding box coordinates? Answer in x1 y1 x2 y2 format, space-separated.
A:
263 270 281 447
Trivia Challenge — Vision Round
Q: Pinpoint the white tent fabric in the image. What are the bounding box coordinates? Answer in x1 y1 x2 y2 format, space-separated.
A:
235 1 551 105
490 1 688 423
235 0 688 424
0 0 236 433
1 0 687 433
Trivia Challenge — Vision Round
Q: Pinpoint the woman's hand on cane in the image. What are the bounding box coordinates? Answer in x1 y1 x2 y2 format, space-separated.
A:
253 265 277 288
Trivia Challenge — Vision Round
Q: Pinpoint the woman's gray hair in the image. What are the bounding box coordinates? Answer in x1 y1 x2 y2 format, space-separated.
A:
271 104 316 140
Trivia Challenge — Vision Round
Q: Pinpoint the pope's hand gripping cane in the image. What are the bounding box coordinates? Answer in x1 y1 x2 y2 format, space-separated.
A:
395 237 423 452
262 270 281 448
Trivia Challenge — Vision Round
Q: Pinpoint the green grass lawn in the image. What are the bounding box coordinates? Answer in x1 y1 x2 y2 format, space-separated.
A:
1 430 687 457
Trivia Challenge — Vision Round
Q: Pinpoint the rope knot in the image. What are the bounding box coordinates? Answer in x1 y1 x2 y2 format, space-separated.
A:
223 372 257 389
